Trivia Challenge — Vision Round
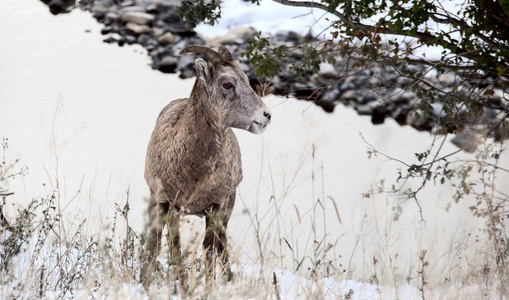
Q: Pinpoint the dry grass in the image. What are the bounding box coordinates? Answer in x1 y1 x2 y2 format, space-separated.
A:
0 99 508 299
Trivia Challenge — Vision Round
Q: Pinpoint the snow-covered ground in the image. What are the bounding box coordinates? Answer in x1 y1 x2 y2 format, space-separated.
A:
1 0 508 298
196 0 465 61
196 0 335 38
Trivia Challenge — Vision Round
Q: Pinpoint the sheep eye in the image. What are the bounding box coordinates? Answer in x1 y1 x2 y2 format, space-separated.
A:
223 82 233 89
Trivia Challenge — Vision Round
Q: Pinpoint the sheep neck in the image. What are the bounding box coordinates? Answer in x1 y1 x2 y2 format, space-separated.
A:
189 80 229 136
183 92 231 165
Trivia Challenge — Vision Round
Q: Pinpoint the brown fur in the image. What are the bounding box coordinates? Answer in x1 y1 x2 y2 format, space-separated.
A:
142 46 271 286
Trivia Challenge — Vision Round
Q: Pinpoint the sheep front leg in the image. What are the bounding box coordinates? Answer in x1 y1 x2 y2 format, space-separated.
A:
203 194 235 281
142 198 170 287
166 208 188 291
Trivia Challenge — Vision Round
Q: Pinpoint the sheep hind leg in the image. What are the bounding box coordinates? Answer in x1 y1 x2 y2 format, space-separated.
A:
141 198 169 287
203 194 235 282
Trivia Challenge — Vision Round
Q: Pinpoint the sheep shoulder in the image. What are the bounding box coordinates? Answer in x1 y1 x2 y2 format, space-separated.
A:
156 97 188 128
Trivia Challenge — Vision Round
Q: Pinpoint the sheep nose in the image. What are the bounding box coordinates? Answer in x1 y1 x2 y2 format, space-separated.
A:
264 111 271 121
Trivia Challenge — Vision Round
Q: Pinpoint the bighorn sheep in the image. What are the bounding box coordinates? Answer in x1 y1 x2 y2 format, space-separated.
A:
143 45 271 283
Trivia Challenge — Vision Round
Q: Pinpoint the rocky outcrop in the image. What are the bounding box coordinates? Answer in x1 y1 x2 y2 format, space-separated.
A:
39 0 76 15
40 0 509 148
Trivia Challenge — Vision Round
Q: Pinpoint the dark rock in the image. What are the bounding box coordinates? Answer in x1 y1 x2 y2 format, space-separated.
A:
145 4 159 13
483 108 499 120
145 43 158 52
91 0 111 13
155 20 166 28
155 0 182 8
398 90 415 102
354 75 370 85
371 106 388 125
293 82 320 100
275 30 300 42
286 31 300 42
387 88 413 104
159 56 178 73
322 88 341 102
186 35 206 46
340 81 356 92
270 75 287 94
409 114 434 131
124 35 137 45
288 49 303 59
110 24 122 33
153 53 178 73
103 12 119 25
48 0 65 14
357 105 371 115
315 100 336 113
392 106 410 125
137 34 153 46
496 77 509 88
275 31 287 41
356 101 378 115
101 26 113 35
48 0 75 15
357 69 370 77
491 122 507 142
179 68 196 79
38 0 507 144
395 76 412 87
247 72 259 87
105 12 118 20
103 36 117 43
359 94 379 105
92 11 106 20
157 9 181 24
167 24 197 37
177 55 196 72
487 96 504 110
302 69 314 79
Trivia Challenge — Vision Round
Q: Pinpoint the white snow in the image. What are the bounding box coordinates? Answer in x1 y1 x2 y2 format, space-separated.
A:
196 0 336 38
0 0 507 298
197 0 468 62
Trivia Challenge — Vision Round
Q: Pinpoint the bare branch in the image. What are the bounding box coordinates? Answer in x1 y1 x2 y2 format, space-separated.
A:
272 0 509 76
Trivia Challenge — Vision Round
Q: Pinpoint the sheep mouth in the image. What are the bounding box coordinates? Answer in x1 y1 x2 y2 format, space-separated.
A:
253 121 268 128
249 120 270 134
253 120 271 130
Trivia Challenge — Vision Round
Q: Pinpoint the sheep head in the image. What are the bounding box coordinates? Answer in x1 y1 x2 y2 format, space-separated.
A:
180 45 271 134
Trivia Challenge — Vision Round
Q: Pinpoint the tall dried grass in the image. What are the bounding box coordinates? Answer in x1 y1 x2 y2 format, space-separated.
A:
0 97 508 299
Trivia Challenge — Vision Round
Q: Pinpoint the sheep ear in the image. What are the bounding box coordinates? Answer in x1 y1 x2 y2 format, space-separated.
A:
195 58 211 84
